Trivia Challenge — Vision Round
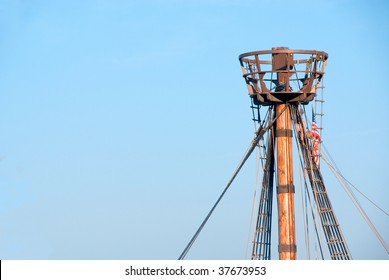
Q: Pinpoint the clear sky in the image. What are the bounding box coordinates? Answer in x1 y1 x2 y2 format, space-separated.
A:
0 0 388 260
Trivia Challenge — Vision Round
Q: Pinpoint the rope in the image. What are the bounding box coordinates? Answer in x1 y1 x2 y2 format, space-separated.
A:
251 124 275 260
246 190 257 259
292 104 350 259
178 106 287 260
322 144 388 217
297 147 311 259
321 148 389 255
292 107 325 259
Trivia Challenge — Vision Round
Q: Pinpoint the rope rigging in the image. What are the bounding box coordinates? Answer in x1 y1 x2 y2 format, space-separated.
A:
235 48 386 259
178 48 387 260
178 106 286 260
321 144 389 217
291 104 352 259
178 101 388 259
321 147 389 254
294 115 325 260
248 104 352 260
251 119 275 260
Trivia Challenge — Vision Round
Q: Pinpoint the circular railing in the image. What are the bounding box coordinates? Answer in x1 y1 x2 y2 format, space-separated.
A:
239 48 328 105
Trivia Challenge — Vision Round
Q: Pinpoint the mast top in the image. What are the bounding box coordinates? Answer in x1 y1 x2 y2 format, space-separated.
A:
239 48 328 105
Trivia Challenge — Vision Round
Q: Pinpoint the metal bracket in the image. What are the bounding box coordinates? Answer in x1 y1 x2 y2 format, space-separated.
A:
275 128 293 137
278 244 297 253
277 184 295 193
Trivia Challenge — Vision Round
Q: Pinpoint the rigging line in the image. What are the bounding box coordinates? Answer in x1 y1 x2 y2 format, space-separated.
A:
249 129 264 259
291 106 324 259
246 190 257 259
321 153 389 254
295 107 327 260
295 130 311 259
251 97 258 130
259 107 272 168
249 130 266 259
178 105 288 260
296 105 335 258
322 144 388 217
252 127 275 260
297 147 310 259
300 117 353 259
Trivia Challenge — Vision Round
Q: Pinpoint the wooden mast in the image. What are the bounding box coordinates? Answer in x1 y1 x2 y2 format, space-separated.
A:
238 48 333 260
272 46 297 260
275 104 296 260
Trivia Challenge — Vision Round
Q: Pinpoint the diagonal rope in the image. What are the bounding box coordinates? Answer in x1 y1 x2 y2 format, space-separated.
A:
321 148 389 255
246 190 257 259
292 106 325 259
322 144 388 217
291 104 350 259
178 105 287 260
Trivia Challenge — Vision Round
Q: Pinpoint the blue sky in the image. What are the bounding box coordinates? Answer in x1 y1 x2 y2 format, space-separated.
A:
0 0 388 259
